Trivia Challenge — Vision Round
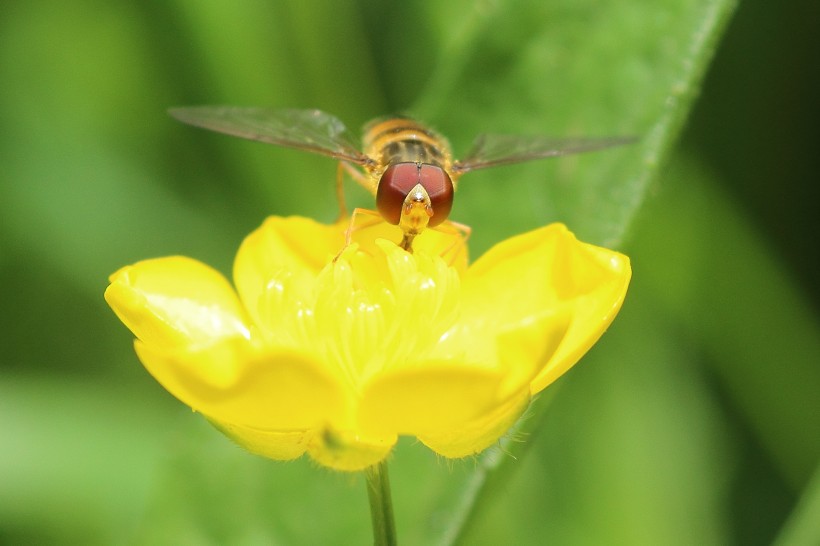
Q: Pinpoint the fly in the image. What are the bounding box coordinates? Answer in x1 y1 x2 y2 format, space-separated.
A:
169 107 633 252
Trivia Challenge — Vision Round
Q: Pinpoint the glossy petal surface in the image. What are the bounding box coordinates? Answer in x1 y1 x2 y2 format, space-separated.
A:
106 216 630 470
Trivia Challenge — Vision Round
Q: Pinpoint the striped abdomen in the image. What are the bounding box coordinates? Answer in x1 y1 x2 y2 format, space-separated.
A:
361 117 454 174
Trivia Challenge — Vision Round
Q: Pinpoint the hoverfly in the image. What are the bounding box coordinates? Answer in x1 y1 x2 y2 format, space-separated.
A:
169 107 632 252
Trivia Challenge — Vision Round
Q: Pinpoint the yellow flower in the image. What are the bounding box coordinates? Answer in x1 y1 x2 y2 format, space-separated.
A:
105 217 630 471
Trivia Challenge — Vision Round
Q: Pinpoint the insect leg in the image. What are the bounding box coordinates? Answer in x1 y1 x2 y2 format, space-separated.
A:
335 162 348 221
345 208 384 245
333 207 385 262
342 162 374 193
336 162 373 222
432 220 472 267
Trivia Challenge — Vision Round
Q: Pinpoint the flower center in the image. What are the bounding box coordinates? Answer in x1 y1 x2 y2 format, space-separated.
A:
258 241 461 394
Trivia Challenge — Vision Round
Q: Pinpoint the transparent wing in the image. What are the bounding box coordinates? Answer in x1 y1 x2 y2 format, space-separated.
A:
452 133 636 173
168 106 371 165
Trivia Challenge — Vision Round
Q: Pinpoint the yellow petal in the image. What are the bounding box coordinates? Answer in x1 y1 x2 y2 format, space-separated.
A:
461 223 631 394
419 390 531 458
529 238 631 394
135 341 348 430
406 310 570 458
233 216 343 331
335 210 468 269
233 216 467 341
307 427 396 472
209 418 313 461
494 309 571 398
107 215 630 469
358 364 504 436
421 221 470 273
461 224 572 329
105 256 250 350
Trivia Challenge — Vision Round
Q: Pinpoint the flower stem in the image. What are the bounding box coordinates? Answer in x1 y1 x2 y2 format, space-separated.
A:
364 460 397 546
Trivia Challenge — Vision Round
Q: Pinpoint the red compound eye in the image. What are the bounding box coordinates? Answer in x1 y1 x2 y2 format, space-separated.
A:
376 163 417 225
419 164 453 227
376 163 453 227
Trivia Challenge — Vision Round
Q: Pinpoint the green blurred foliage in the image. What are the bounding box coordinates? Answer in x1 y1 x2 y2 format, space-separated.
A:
1 0 817 544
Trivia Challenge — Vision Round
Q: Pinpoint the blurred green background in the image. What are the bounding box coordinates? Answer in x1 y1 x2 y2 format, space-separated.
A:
1 0 818 544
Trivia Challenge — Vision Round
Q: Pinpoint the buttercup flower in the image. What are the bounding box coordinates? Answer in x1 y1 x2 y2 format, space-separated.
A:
105 217 630 471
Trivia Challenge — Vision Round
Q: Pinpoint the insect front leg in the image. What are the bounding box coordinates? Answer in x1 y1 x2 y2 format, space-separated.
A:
333 207 386 262
432 220 472 267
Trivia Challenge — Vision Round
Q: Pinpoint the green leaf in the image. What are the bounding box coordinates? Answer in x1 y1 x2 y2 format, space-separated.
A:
631 154 820 490
409 0 737 251
773 464 820 546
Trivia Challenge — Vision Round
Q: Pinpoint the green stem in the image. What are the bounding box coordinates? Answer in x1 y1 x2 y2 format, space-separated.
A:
364 460 397 546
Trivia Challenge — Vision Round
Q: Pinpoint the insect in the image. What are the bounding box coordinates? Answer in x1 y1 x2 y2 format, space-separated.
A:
169 107 632 252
